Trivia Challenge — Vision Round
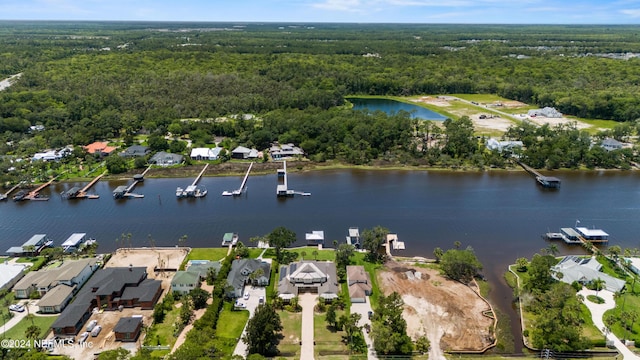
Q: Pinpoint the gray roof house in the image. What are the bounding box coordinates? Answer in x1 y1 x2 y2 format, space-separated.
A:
171 271 201 295
120 145 150 158
149 151 183 166
37 284 76 314
0 263 27 292
231 146 259 159
346 265 372 303
14 258 99 299
601 138 626 152
6 234 53 256
226 259 271 298
551 256 626 292
278 261 339 302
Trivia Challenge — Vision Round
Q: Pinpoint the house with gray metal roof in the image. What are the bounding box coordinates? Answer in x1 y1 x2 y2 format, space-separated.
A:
226 258 271 298
171 270 201 295
278 261 339 302
551 256 625 292
0 263 27 292
13 258 98 299
149 151 183 166
120 145 150 158
231 146 259 159
6 234 52 256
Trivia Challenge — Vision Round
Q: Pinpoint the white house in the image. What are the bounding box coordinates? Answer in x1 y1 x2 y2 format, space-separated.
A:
551 256 625 292
527 107 562 118
270 143 304 161
485 138 524 153
190 147 222 161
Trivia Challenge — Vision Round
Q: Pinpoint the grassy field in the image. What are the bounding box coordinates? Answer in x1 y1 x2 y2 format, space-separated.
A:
185 248 229 262
144 305 180 348
314 311 349 358
278 310 302 359
3 315 58 342
214 302 250 355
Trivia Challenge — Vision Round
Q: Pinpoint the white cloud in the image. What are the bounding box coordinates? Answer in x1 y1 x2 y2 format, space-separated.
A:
621 8 640 17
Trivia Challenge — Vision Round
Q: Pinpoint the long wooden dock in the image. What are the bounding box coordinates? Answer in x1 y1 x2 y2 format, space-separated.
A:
222 162 253 196
191 164 208 187
73 171 106 199
276 161 310 197
0 182 22 201
25 177 57 200
177 164 209 198
125 165 152 193
515 160 561 189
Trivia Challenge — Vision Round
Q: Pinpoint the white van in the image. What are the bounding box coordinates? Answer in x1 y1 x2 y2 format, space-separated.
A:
90 325 102 337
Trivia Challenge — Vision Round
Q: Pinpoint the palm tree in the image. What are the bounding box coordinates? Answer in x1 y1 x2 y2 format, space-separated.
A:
25 325 40 340
312 250 319 260
454 241 461 249
592 278 606 297
300 251 307 260
547 244 559 257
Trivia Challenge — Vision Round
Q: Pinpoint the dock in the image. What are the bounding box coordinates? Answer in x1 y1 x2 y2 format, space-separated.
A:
114 166 151 199
24 178 56 201
62 172 105 199
276 161 310 197
0 182 23 201
222 162 253 196
516 160 561 189
384 233 405 258
177 164 208 198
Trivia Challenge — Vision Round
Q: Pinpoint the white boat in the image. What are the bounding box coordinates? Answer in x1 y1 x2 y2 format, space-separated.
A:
176 187 185 197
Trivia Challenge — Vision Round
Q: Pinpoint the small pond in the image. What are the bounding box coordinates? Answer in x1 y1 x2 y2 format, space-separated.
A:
350 98 448 121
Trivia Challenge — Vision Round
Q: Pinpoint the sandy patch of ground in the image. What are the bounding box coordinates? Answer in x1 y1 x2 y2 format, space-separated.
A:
0 74 21 91
105 247 189 293
470 114 515 133
377 261 494 358
415 96 452 107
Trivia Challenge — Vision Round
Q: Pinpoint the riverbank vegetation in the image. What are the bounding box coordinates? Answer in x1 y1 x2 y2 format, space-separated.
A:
3 23 640 188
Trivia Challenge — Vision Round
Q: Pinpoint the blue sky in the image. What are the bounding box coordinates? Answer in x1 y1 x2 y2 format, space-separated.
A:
1 0 640 24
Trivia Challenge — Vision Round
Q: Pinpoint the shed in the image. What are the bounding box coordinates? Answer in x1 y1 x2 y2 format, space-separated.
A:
114 316 143 342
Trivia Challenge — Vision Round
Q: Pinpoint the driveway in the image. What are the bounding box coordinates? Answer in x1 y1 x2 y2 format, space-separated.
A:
0 300 38 335
351 299 378 360
299 293 317 360
578 288 640 360
232 285 266 358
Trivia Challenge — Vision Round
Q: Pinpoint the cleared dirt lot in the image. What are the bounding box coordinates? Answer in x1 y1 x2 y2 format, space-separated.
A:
105 247 189 291
54 307 153 359
377 261 495 359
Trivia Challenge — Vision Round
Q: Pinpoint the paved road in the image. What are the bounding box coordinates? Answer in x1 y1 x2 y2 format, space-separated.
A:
232 286 266 358
300 293 317 360
351 300 378 360
579 288 640 360
448 96 523 122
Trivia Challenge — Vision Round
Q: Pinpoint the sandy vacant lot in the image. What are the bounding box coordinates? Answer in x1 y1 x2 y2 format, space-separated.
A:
106 247 189 291
377 261 495 360
525 115 592 130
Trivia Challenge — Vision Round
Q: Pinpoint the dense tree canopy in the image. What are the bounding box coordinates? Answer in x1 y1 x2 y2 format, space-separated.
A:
243 304 283 356
440 247 483 283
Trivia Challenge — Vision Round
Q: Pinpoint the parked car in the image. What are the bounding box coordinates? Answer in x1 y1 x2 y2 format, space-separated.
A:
90 325 102 337
86 320 97 332
244 291 250 300
78 332 89 344
234 300 246 308
258 296 264 304
9 304 24 312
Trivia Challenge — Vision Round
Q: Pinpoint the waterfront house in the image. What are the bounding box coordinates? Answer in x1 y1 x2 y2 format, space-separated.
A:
32 150 62 162
171 270 201 295
149 151 183 166
278 261 338 302
269 143 304 161
0 263 27 292
346 265 372 303
231 146 259 160
551 256 625 292
6 234 53 257
485 138 524 153
190 147 222 161
114 316 143 342
37 284 75 314
51 267 162 335
120 145 150 158
84 141 117 156
226 259 271 298
600 138 631 152
186 260 221 279
14 258 99 299
61 233 89 253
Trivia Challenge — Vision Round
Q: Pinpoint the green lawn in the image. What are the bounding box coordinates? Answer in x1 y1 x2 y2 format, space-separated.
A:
3 315 58 342
213 302 250 356
314 311 349 358
278 310 302 359
186 248 229 262
16 256 47 270
144 305 181 348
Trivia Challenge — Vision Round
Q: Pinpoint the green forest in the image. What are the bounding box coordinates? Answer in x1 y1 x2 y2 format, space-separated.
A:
2 22 640 181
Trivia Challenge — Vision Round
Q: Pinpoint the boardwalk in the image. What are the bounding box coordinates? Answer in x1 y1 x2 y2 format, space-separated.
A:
515 160 561 188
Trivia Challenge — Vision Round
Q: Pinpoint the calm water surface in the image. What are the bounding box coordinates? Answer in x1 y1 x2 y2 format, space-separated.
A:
2 169 640 351
351 98 448 120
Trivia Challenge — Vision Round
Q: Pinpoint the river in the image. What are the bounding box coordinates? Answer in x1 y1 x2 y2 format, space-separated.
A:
2 169 640 351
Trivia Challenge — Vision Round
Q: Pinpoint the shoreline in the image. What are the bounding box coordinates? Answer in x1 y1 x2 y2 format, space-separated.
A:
55 160 639 183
